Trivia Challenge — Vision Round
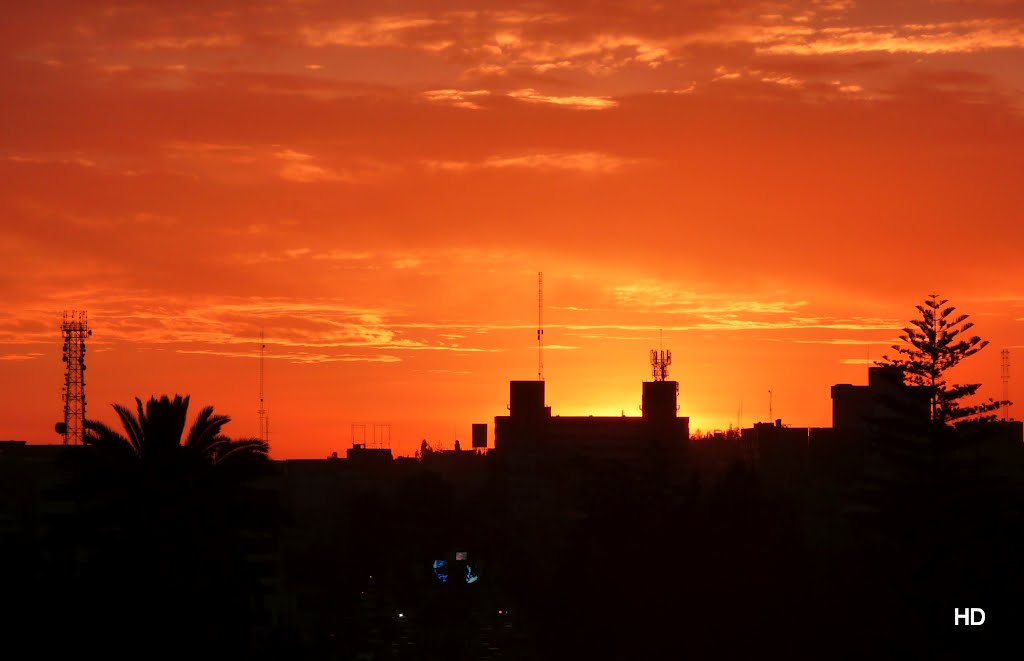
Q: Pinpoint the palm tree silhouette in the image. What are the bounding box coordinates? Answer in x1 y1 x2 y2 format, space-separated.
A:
77 395 273 655
83 394 268 467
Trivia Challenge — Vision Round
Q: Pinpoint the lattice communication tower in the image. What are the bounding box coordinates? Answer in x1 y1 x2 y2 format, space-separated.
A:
56 311 91 445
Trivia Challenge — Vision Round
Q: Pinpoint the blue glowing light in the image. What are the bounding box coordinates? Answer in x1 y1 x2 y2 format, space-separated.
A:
433 560 449 583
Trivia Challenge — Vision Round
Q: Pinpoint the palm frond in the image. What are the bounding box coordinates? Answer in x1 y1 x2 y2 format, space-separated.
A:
90 393 270 475
112 403 144 455
212 438 270 466
141 394 190 457
83 418 137 460
185 405 232 455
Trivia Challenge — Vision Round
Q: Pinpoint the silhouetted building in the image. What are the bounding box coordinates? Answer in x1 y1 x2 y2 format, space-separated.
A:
494 380 689 462
0 441 82 561
421 447 488 489
346 443 393 466
741 420 808 460
955 419 1024 474
687 430 745 474
471 423 487 449
739 420 816 490
831 366 930 435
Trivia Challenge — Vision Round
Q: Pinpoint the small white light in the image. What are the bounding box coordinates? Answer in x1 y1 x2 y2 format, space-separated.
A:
398 612 404 618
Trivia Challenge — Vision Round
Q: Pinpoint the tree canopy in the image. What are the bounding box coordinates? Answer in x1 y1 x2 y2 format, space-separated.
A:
83 394 269 468
877 294 1007 424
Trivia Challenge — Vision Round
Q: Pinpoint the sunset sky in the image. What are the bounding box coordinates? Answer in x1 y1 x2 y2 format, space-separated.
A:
2 0 1022 458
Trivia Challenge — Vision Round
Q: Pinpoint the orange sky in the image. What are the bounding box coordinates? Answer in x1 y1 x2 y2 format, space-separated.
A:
2 1 1022 458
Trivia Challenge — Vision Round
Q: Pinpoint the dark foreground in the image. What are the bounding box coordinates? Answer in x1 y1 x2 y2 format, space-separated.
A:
2 429 1021 659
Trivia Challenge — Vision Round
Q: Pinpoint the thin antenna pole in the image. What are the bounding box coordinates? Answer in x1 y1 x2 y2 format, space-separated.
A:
538 272 544 381
258 331 268 442
768 388 773 422
1002 349 1011 421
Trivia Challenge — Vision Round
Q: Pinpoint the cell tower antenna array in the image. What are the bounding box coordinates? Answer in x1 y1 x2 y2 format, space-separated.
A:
537 272 544 381
258 331 269 443
1002 349 1010 421
650 348 671 381
57 310 91 445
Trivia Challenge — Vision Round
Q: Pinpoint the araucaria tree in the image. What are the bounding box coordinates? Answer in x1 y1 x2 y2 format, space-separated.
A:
878 294 1007 424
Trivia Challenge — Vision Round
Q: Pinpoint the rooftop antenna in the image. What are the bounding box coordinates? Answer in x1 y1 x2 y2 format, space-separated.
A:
1002 349 1011 421
375 423 391 449
258 331 268 443
350 423 390 449
56 310 91 444
768 388 773 422
650 343 671 382
537 271 544 381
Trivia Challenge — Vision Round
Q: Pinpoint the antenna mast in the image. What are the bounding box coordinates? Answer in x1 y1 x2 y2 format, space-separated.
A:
768 388 774 422
258 331 268 442
57 311 91 444
650 348 671 381
537 272 544 381
1002 349 1011 421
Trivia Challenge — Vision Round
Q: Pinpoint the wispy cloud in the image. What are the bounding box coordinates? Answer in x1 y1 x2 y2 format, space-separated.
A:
0 293 499 364
507 88 617 110
757 19 1024 55
302 15 442 49
175 349 403 364
300 13 671 76
423 151 639 174
0 352 44 361
785 338 899 345
131 34 243 50
611 283 811 315
161 142 390 184
421 88 491 109
7 152 97 168
385 84 621 114
275 149 349 183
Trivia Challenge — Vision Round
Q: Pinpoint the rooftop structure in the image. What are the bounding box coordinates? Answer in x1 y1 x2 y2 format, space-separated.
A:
494 379 689 462
831 366 930 434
